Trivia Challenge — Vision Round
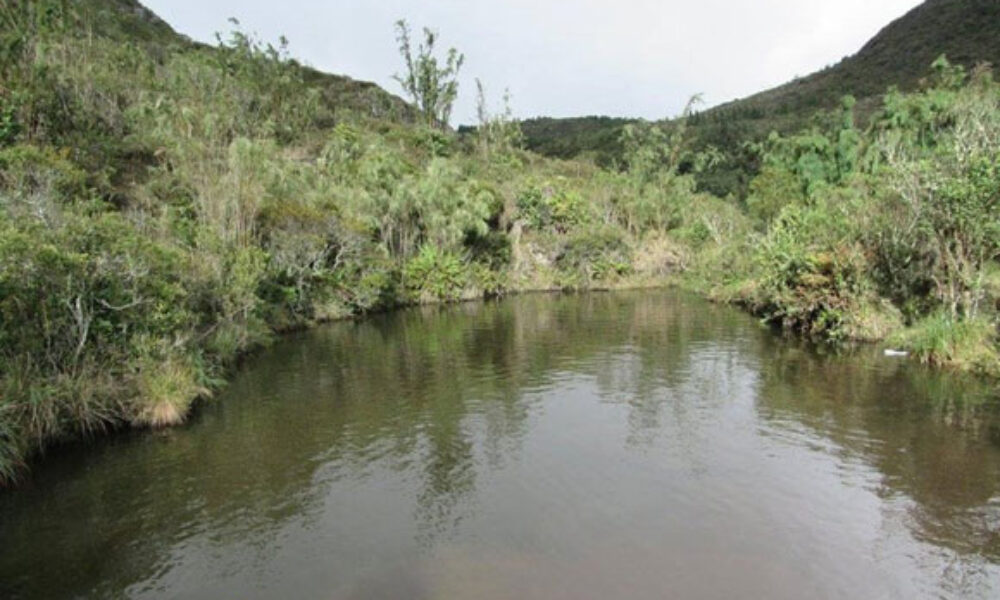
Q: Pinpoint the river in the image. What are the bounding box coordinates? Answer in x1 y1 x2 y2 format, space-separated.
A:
2 290 999 599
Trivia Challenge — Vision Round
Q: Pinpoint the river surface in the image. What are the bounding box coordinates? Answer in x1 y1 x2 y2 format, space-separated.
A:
2 290 1000 599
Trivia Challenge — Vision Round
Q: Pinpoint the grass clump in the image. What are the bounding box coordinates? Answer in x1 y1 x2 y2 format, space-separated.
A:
890 313 1000 375
132 355 210 427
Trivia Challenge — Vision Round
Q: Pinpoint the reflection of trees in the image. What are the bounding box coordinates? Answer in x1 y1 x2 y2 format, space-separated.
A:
2 289 999 598
0 290 727 597
587 293 762 452
753 339 1000 563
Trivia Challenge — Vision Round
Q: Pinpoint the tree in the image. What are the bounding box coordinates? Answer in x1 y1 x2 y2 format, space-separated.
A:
474 79 522 161
393 20 464 128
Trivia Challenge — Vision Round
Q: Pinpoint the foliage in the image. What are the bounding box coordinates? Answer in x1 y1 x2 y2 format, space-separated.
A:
473 79 524 165
403 245 470 302
518 116 631 167
516 179 598 232
890 312 1000 374
556 226 633 287
612 98 723 235
0 93 20 147
393 20 464 127
0 8 687 483
719 57 1000 347
518 0 1000 198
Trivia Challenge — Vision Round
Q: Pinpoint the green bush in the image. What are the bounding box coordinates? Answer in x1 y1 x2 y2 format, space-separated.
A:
403 245 470 302
556 226 633 287
0 144 89 199
516 180 596 232
746 198 875 338
0 94 20 146
0 208 202 478
745 165 801 226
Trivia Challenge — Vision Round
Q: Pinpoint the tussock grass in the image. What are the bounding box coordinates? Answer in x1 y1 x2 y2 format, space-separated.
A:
890 313 1000 375
132 357 210 428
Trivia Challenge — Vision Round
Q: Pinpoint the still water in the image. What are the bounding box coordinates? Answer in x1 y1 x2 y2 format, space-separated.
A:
2 290 1000 599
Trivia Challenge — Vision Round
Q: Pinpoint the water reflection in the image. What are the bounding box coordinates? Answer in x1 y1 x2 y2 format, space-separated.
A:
1 290 998 599
755 340 1000 564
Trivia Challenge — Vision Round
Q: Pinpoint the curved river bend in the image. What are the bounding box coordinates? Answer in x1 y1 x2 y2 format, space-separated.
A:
2 290 1000 599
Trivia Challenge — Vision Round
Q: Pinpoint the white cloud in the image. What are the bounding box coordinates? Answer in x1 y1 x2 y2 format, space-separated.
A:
141 0 923 124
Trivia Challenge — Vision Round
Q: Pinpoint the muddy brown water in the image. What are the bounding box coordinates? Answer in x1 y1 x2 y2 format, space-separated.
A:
2 290 999 599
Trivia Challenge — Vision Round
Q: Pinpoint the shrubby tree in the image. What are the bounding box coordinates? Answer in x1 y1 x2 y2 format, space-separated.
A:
474 79 523 162
739 55 1000 344
393 20 464 127
615 96 720 234
870 60 1000 319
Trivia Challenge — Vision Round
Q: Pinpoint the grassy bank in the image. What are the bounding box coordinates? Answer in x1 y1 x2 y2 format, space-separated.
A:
684 61 999 374
0 1 997 484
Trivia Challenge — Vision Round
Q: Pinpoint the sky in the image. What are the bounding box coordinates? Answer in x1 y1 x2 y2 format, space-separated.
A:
141 0 924 126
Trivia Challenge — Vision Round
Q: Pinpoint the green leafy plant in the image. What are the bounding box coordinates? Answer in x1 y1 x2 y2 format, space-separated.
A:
393 20 464 127
404 245 469 302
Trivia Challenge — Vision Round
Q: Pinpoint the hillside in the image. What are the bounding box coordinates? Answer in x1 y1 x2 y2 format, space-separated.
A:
708 0 1000 133
16 0 416 122
518 116 634 167
521 0 1000 182
0 0 725 482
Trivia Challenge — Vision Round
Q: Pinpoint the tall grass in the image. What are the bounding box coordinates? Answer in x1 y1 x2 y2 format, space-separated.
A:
890 313 1000 374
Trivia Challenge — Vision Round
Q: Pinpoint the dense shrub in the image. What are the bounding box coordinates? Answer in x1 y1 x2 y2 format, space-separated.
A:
516 180 596 232
556 226 633 287
721 59 999 348
403 245 470 302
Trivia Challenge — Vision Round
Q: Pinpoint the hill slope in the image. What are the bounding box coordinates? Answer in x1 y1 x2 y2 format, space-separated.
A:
710 0 1000 133
1 0 716 482
62 0 415 121
521 0 1000 168
519 116 634 167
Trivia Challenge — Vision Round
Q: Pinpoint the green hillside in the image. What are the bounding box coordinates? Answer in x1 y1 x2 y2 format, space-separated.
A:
518 116 634 167
52 0 178 44
521 0 1000 190
708 0 1000 133
0 0 724 481
6 0 416 120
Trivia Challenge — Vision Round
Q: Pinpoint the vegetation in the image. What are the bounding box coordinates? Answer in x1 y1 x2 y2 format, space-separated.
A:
700 59 999 357
515 116 634 167
0 0 694 483
393 20 464 127
0 0 997 485
520 0 1000 199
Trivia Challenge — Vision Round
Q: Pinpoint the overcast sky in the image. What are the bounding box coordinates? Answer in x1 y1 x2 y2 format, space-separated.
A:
142 0 923 126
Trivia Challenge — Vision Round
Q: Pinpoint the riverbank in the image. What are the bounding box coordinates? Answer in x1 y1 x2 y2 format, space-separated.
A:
678 271 1000 378
2 268 991 488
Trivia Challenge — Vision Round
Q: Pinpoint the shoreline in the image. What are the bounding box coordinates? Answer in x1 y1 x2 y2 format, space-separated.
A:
6 276 996 489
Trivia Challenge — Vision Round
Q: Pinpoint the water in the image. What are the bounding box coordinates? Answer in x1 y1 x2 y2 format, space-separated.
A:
2 290 1000 599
